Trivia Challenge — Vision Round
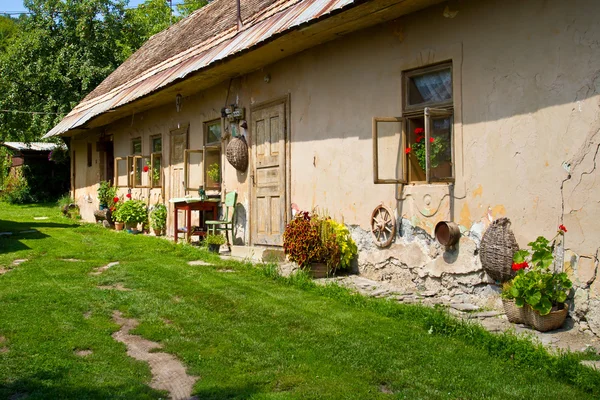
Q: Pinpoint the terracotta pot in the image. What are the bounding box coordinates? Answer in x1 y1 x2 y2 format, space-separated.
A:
114 222 124 231
153 228 162 236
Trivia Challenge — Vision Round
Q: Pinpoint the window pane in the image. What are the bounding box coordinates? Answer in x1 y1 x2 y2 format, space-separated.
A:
115 158 128 187
206 122 221 144
132 139 142 154
151 154 162 188
375 120 404 182
152 137 162 153
186 151 204 190
407 118 426 182
205 148 221 189
429 116 453 181
408 68 452 106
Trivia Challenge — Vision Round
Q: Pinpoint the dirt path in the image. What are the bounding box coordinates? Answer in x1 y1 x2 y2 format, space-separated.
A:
112 311 198 400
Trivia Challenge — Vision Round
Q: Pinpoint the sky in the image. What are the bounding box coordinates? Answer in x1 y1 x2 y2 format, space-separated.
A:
0 1 149 15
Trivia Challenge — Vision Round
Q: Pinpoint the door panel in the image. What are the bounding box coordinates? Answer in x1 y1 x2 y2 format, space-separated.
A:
252 102 286 246
169 127 188 236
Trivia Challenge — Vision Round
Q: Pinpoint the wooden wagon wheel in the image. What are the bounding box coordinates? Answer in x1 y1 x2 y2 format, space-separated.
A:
371 205 396 248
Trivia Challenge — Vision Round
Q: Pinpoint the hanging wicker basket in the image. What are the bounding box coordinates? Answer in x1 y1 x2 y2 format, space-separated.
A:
479 217 519 282
226 136 248 172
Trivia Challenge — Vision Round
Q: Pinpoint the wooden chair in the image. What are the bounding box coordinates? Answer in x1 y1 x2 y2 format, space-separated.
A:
205 191 237 251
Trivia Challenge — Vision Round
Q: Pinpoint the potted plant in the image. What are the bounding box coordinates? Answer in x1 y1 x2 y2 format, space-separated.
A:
207 162 220 187
149 204 167 236
283 211 357 278
97 181 117 210
205 233 225 253
116 199 147 233
501 225 572 331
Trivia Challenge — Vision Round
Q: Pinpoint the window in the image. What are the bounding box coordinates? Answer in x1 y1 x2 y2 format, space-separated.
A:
204 120 221 190
87 143 92 167
184 120 222 192
150 135 162 188
373 62 454 184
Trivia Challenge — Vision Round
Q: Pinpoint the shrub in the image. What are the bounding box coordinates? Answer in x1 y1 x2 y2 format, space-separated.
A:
149 204 168 231
1 168 32 204
205 233 226 245
283 211 357 272
115 200 147 224
97 181 117 208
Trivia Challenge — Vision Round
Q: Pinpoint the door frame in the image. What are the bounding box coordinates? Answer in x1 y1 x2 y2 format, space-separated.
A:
249 95 291 246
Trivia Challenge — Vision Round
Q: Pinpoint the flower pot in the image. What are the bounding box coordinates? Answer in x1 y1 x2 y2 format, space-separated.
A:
153 228 162 236
208 243 221 253
114 222 124 231
125 222 139 233
525 303 569 332
306 262 329 279
502 298 527 324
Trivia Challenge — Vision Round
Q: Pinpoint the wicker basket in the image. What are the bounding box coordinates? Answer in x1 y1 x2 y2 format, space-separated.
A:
226 136 249 172
527 303 569 332
502 299 527 324
479 217 519 282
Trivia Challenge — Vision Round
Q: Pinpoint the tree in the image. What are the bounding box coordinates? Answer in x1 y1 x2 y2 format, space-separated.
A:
177 0 209 17
0 16 19 53
0 0 131 142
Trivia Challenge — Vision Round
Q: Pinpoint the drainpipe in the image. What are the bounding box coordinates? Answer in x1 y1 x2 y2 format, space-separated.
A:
424 107 431 184
237 0 243 30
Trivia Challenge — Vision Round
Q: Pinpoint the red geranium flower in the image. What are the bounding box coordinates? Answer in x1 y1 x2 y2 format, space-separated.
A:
126 193 131 199
430 137 435 143
143 165 149 172
113 196 119 204
405 147 411 154
511 261 528 271
416 135 423 143
558 224 567 233
414 127 424 135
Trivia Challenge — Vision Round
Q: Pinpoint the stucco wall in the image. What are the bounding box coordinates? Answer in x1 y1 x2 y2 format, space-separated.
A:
70 0 600 332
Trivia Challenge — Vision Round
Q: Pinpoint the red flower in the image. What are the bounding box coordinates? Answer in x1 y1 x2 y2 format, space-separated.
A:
143 165 149 172
416 135 423 143
558 224 567 233
429 137 435 143
511 261 528 271
113 196 119 204
405 147 411 154
414 127 424 135
126 193 131 199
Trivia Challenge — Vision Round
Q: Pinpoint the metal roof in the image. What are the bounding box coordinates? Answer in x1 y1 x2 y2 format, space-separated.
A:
44 0 357 138
2 142 65 152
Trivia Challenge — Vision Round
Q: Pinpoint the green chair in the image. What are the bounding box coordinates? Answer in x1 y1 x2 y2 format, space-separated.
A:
206 191 237 251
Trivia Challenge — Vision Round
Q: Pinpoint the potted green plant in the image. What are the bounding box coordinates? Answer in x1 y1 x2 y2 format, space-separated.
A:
207 162 220 186
501 225 572 331
205 233 225 253
116 200 147 233
283 211 357 278
149 204 167 236
97 181 117 210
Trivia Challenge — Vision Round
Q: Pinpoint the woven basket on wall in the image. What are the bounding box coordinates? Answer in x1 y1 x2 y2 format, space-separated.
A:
479 217 519 282
226 136 248 172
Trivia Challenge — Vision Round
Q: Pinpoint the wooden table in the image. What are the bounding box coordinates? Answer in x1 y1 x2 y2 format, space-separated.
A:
170 198 219 243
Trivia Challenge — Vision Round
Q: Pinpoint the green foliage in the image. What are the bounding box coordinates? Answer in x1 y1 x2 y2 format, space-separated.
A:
283 211 357 271
114 199 147 224
176 0 208 17
205 233 226 245
97 180 117 207
149 203 167 230
0 146 12 190
207 162 220 183
0 15 19 53
0 168 31 204
503 233 573 315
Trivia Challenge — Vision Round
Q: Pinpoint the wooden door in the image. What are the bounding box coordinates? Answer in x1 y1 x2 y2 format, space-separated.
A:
251 102 287 246
169 126 188 235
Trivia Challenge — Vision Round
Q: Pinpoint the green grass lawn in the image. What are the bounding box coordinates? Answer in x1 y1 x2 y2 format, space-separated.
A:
0 202 599 399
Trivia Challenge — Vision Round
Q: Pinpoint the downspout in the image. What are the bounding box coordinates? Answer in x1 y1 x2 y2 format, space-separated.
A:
237 0 243 30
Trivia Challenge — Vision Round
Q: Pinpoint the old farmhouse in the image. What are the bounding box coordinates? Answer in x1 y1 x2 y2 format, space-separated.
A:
46 0 600 333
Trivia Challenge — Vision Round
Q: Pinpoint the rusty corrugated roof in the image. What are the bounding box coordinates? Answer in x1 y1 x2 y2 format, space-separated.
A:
44 0 358 138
